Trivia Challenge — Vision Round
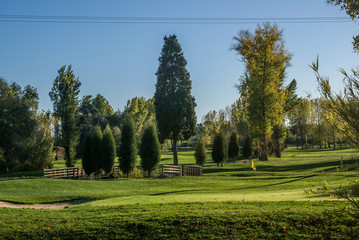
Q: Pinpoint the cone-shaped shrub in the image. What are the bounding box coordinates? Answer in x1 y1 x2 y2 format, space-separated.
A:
194 138 206 166
242 136 253 160
212 133 225 167
228 132 240 161
82 132 95 176
139 125 161 177
119 117 137 177
92 126 103 174
101 125 116 175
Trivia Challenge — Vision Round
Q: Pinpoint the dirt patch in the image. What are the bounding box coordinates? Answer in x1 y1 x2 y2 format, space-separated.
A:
0 199 92 209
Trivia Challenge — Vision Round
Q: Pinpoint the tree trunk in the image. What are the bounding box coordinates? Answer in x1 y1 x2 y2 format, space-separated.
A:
275 138 281 158
148 170 151 178
172 139 178 165
259 137 268 161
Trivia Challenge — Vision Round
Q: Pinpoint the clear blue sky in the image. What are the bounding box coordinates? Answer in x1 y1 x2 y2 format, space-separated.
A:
1 0 358 122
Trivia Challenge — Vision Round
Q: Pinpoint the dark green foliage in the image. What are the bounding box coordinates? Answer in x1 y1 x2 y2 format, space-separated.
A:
194 138 206 166
139 125 161 177
101 125 116 175
119 118 137 177
228 132 240 161
0 78 53 173
49 65 81 167
272 123 287 158
242 136 253 160
82 132 94 176
154 34 197 165
92 126 103 175
212 133 225 167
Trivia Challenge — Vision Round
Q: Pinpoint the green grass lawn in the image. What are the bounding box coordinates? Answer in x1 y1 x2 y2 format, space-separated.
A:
0 147 359 239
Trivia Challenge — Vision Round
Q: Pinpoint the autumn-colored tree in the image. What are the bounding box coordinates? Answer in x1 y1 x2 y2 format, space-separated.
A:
233 23 291 160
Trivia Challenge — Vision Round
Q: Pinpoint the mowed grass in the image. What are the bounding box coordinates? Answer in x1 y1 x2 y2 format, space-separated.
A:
1 147 359 239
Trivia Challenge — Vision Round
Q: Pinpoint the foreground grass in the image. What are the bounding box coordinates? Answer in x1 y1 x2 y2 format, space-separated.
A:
1 201 358 239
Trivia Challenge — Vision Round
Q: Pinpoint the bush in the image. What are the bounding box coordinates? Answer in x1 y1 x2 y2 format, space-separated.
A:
140 125 161 177
194 138 206 166
101 125 116 175
228 132 240 161
212 133 225 167
242 136 253 160
119 118 137 177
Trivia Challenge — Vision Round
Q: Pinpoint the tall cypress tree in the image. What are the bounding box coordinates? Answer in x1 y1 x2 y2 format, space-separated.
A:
228 132 240 161
119 117 137 177
82 131 94 176
212 133 225 167
194 137 207 166
49 65 81 167
139 124 161 178
101 125 116 175
154 34 197 165
92 126 103 175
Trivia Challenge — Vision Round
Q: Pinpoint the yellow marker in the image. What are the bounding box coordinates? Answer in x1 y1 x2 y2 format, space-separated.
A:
250 159 256 171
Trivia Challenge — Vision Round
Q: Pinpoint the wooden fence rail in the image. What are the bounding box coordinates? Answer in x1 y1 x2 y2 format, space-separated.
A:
162 165 202 176
44 167 84 179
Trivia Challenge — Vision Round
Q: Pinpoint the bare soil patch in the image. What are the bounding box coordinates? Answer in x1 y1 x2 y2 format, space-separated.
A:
0 199 92 209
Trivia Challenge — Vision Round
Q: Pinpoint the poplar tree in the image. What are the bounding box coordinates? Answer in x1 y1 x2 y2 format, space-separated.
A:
233 23 291 161
154 34 197 165
139 125 161 177
49 65 81 167
119 117 137 177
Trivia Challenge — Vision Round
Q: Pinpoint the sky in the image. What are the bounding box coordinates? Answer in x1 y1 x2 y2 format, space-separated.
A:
1 0 359 122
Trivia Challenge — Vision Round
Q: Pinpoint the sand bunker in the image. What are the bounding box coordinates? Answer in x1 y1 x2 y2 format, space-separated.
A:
0 199 92 209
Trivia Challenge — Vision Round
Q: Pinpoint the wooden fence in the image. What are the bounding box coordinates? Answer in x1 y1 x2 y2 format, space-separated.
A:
44 167 84 179
162 165 202 176
162 165 182 175
44 165 120 179
182 165 202 176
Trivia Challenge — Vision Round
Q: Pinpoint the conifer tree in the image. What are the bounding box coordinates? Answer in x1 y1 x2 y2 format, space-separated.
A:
228 132 240 161
154 34 197 165
194 137 206 166
82 131 95 177
212 133 225 167
119 118 137 177
242 136 253 160
92 126 103 175
139 125 161 177
101 125 116 175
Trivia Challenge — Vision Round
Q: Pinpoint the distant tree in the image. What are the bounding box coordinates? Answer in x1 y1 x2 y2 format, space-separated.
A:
112 126 121 156
119 118 137 177
327 0 359 51
49 65 81 167
228 132 240 161
212 133 226 167
242 136 253 160
82 131 95 176
233 23 291 161
92 94 114 116
139 125 161 177
101 125 116 175
124 97 156 144
154 34 197 165
194 137 207 166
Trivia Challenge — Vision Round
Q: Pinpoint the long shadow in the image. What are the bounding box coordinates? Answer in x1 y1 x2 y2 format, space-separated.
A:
232 174 318 190
150 189 200 196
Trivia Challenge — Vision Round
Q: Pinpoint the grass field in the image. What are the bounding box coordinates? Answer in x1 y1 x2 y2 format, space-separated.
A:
0 147 359 239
